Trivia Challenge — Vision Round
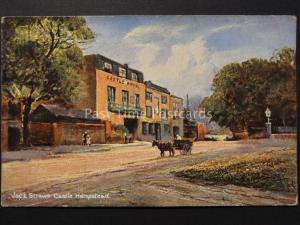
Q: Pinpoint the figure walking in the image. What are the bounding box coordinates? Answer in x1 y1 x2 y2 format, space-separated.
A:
82 131 91 146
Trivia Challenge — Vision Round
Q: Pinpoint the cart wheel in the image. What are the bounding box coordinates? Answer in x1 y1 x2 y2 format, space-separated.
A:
188 146 192 155
183 144 190 155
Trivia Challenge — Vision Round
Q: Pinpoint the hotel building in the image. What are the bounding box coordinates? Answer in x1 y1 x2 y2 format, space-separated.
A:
77 54 184 141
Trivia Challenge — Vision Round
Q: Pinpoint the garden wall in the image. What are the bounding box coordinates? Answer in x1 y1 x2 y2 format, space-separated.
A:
30 122 106 146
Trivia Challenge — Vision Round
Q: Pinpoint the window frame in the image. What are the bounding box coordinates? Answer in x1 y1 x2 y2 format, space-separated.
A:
161 109 168 119
146 92 153 101
161 95 168 104
119 67 126 78
134 94 140 108
121 90 129 107
131 72 138 81
107 86 116 103
146 106 153 118
104 62 112 73
142 122 149 135
149 123 155 135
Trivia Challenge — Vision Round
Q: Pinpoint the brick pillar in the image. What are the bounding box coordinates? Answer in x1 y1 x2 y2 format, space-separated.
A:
52 122 59 145
266 122 272 139
104 120 112 143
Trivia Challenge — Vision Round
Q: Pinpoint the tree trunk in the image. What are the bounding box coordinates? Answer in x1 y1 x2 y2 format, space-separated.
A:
22 99 33 146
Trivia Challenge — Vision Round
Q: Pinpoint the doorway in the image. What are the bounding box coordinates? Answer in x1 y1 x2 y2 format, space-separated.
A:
173 126 180 138
124 118 138 139
155 123 161 140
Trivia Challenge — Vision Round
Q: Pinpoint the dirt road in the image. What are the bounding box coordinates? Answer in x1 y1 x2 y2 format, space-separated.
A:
1 139 297 206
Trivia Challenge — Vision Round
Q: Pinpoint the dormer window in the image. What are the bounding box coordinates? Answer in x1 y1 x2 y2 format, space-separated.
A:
104 62 112 73
119 67 126 78
131 72 138 81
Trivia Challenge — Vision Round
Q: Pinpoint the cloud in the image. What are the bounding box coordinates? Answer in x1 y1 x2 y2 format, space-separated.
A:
209 23 244 34
122 21 260 98
130 36 216 98
123 23 187 46
84 16 296 100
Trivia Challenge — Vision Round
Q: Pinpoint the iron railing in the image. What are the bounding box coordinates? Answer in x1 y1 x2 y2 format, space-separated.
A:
108 102 143 115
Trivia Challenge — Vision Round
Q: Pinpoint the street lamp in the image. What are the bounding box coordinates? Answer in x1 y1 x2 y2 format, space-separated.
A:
265 107 272 138
265 107 271 123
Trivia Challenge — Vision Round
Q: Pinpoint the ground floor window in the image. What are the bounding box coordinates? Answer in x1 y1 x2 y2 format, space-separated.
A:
164 124 169 134
149 123 156 135
142 122 160 136
142 122 149 134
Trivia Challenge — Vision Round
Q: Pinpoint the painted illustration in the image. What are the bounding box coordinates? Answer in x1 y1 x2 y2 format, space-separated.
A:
1 16 297 206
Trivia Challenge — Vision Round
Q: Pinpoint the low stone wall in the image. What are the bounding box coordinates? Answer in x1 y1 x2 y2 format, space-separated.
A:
232 131 249 140
29 122 106 146
272 133 297 140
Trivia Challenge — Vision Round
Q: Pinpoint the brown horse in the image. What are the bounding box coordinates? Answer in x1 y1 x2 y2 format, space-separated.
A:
152 140 175 157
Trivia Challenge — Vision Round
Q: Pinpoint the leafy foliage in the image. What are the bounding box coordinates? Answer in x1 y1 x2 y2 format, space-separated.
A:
2 17 94 103
112 124 129 135
2 17 94 145
200 48 296 131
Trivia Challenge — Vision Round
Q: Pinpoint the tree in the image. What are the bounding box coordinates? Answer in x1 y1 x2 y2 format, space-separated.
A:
200 48 296 133
2 17 94 146
268 48 296 126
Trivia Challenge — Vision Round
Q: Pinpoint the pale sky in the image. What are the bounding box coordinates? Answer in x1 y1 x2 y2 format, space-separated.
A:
82 15 296 99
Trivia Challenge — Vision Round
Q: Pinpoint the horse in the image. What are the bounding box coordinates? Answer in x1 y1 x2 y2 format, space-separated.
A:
152 140 175 157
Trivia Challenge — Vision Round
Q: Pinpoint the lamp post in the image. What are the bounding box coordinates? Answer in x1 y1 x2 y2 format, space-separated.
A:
265 107 272 138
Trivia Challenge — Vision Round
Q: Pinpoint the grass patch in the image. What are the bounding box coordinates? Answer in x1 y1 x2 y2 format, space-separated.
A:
172 149 297 192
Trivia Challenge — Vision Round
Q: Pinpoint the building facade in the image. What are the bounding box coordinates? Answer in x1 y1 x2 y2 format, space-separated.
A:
77 54 184 142
170 95 184 138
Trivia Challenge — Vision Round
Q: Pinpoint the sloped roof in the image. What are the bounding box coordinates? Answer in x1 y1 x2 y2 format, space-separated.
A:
33 104 100 122
144 81 170 94
170 94 183 100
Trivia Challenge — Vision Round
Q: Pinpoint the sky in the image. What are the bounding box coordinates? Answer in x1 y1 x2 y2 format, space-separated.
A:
82 15 296 100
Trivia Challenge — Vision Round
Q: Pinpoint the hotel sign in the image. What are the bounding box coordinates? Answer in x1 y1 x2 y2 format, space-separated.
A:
106 74 139 89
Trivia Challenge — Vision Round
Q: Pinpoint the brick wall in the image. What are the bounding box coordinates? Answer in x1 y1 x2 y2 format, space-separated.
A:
29 122 54 145
95 69 146 123
29 122 105 146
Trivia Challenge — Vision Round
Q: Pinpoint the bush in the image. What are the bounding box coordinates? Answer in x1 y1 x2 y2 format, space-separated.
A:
204 137 218 141
224 135 241 141
112 124 129 134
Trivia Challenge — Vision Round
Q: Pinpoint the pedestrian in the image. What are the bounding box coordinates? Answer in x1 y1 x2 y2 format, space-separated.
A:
176 134 182 140
82 131 91 146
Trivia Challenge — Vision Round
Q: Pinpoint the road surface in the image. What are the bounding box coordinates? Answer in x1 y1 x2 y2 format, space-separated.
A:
1 139 297 206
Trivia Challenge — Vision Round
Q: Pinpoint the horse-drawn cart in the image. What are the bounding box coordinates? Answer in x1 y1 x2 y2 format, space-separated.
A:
152 138 193 157
173 139 193 155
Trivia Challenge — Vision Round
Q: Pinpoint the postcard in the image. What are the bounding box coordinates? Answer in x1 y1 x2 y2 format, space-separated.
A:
1 15 297 206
